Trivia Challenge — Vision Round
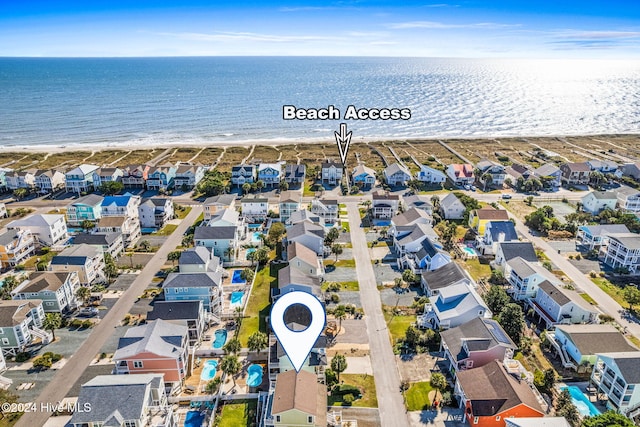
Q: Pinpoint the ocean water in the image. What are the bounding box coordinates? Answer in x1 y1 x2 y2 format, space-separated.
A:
0 57 639 149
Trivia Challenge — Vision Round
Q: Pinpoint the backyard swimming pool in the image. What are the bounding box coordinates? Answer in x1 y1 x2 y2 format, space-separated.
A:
230 291 245 309
561 386 601 417
251 232 262 243
247 364 263 388
461 246 478 258
200 360 218 381
231 270 246 285
184 410 204 427
212 329 227 349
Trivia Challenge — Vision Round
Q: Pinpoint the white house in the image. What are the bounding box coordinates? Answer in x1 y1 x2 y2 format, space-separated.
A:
591 351 640 418
321 161 343 186
600 233 640 274
279 191 301 223
92 167 123 189
5 170 35 191
383 163 411 186
203 194 236 220
494 241 538 271
439 193 465 220
616 186 640 212
479 220 519 255
174 164 205 189
231 164 255 186
0 229 36 269
138 197 174 229
34 170 65 194
581 191 618 214
101 195 141 247
417 282 491 330
446 164 474 186
528 280 598 328
371 191 400 219
258 162 283 187
310 198 339 224
505 257 556 301
65 164 100 194
286 220 325 256
49 244 106 285
415 165 447 185
7 214 68 246
533 163 562 189
576 224 630 250
194 226 238 261
241 196 269 221
587 159 619 174
476 160 506 188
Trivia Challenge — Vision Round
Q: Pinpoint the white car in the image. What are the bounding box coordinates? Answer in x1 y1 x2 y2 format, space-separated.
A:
463 184 471 190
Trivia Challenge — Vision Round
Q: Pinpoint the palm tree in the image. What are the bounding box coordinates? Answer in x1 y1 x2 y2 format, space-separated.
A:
223 338 242 354
126 252 134 268
430 372 447 404
224 246 234 262
42 313 62 341
334 306 347 334
205 377 222 394
331 243 343 262
139 240 151 252
247 331 268 354
482 173 493 191
241 183 251 195
80 220 95 231
167 250 181 266
256 180 264 192
75 286 91 306
220 355 241 386
430 195 440 212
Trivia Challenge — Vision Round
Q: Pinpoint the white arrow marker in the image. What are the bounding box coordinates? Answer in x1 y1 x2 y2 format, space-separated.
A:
334 122 352 166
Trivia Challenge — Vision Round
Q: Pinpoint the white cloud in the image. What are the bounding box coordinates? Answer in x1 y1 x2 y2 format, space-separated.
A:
387 21 521 30
149 31 343 43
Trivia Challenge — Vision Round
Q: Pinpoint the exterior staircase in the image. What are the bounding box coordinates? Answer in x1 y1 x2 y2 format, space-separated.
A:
546 332 577 370
30 326 53 344
0 375 13 390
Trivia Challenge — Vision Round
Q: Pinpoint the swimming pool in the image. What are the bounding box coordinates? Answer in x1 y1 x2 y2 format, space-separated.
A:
248 223 262 229
200 360 218 381
212 329 227 349
462 246 478 257
184 410 205 427
231 270 246 285
247 364 263 388
251 232 262 243
561 386 601 417
230 291 245 309
141 227 157 234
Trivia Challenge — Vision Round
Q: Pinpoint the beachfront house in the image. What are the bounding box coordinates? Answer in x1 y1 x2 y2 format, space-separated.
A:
383 163 411 186
101 194 142 246
310 198 339 224
321 161 343 186
415 164 447 185
476 159 506 188
581 191 617 215
479 220 519 255
113 319 189 394
417 281 490 330
576 224 630 250
203 194 236 220
49 244 106 285
163 271 222 314
34 170 65 195
92 167 123 189
173 164 205 189
65 164 99 194
258 162 283 187
454 360 545 426
468 206 509 235
587 159 619 174
286 220 326 256
372 190 400 220
505 163 534 185
139 197 174 229
146 300 206 348
0 168 11 192
560 162 591 186
528 280 599 328
7 213 68 247
616 186 640 212
231 164 255 186
351 164 376 188
505 257 555 301
439 193 465 220
65 194 104 226
121 164 150 188
11 271 80 313
287 241 323 278
591 351 640 418
146 165 176 191
532 163 562 190
266 369 327 427
279 190 302 223
420 262 471 297
621 163 640 181
0 229 36 270
446 163 474 186
440 317 517 374
284 164 306 186
5 170 35 191
0 300 48 356
68 374 176 427
549 324 635 369
600 233 640 274
73 232 124 258
194 226 238 261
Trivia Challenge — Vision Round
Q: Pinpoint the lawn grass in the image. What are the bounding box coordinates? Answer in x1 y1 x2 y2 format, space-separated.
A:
329 374 378 408
579 292 597 305
218 399 258 427
405 381 434 411
371 240 390 248
383 308 414 343
323 259 356 268
591 277 629 309
175 206 192 219
0 413 22 427
342 221 350 232
500 200 536 220
23 251 58 269
458 258 492 282
236 262 281 346
321 281 360 291
152 224 178 236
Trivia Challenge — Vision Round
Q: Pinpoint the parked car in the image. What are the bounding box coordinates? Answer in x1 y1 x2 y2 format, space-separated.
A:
77 307 99 317
501 194 512 199
470 185 476 191
463 184 471 190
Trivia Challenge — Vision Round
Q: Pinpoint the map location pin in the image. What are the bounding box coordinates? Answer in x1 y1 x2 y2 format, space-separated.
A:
270 291 326 372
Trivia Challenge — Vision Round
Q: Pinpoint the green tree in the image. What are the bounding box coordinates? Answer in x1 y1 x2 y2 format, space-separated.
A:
325 227 340 245
99 181 124 195
75 286 91 306
247 331 268 354
241 182 251 195
555 388 580 427
334 305 347 334
430 195 440 212
103 253 118 280
254 247 270 266
582 411 635 427
497 303 525 346
181 234 194 248
0 275 18 300
267 222 286 248
220 355 241 386
279 181 289 191
402 269 417 286
246 249 257 267
430 372 447 403
331 354 348 382
525 195 534 206
541 368 556 393
80 219 95 231
331 243 343 262
240 268 255 283
12 188 28 201
623 285 640 311
404 325 420 348
167 250 182 266
484 285 511 316
42 312 62 341
205 377 222 394
223 338 242 354
139 240 151 252
256 180 265 191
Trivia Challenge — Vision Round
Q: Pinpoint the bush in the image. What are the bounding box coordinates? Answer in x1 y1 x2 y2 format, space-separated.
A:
70 319 83 328
81 320 94 329
589 271 597 278
32 355 53 370
325 369 338 388
575 254 581 260
330 293 340 304
332 384 361 397
326 282 341 292
15 352 30 363
342 394 355 405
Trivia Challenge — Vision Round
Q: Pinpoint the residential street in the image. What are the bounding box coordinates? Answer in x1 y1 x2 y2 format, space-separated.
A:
346 202 409 427
509 212 640 339
17 206 202 427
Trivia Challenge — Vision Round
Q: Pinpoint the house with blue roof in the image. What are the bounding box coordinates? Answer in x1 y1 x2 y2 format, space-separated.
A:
479 220 519 255
146 165 176 191
351 164 376 188
101 194 141 247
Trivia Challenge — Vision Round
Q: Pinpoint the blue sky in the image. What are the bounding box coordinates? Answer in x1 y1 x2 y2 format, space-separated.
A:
1 1 639 57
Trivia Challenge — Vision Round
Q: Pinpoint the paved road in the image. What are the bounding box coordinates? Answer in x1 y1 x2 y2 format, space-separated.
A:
17 206 202 427
509 212 640 339
346 202 409 427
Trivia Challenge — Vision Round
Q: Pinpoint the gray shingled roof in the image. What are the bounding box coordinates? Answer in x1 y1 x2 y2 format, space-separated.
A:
441 318 516 363
487 221 518 241
178 247 211 265
439 193 463 210
421 262 469 290
13 272 72 294
556 324 635 356
497 242 537 263
147 301 203 322
50 244 101 265
163 272 222 289
392 208 430 227
286 220 324 240
114 319 187 359
74 232 121 246
578 224 630 237
194 225 237 240
70 194 104 207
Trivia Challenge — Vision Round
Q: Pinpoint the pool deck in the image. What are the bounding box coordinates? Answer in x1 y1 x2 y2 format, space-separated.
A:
557 381 608 415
